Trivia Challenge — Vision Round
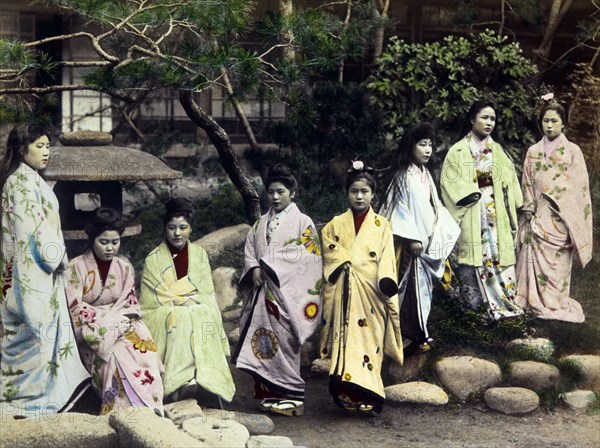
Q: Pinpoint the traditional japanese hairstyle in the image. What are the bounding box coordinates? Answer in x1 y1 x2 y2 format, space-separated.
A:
264 163 298 195
163 197 195 226
345 160 376 192
462 99 503 143
539 93 568 126
84 207 125 243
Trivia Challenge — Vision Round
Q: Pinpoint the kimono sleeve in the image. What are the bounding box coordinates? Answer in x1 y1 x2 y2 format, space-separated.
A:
239 220 260 285
377 221 399 298
65 262 86 342
382 180 424 244
4 173 64 274
521 148 537 213
189 246 217 302
440 145 480 223
321 219 352 284
140 250 176 309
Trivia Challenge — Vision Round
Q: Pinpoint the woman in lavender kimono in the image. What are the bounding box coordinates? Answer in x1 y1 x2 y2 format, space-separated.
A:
1 124 89 417
515 100 592 322
380 123 460 354
66 208 163 415
441 101 524 320
233 164 322 417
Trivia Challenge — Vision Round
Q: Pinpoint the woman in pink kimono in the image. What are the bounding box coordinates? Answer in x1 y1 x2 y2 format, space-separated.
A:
516 100 593 322
66 208 164 415
233 164 323 417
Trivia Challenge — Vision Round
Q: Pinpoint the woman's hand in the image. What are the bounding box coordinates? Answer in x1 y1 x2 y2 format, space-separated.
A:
409 241 423 257
252 267 265 288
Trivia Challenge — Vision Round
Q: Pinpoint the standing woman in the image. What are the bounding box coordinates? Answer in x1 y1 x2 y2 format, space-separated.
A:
1 124 89 416
515 100 592 322
66 208 164 415
380 123 460 353
140 198 235 403
320 162 403 414
233 164 322 417
440 101 524 319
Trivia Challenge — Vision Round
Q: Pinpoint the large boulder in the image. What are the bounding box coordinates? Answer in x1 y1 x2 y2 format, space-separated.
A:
0 412 117 448
109 407 205 448
204 408 275 435
182 416 250 448
164 398 205 426
563 390 597 410
561 355 600 391
195 224 251 258
506 338 555 359
484 387 539 415
508 361 561 392
385 381 448 406
212 267 240 311
388 354 428 383
434 356 502 400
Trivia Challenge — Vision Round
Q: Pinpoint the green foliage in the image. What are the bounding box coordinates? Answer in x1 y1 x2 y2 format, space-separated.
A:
367 30 542 161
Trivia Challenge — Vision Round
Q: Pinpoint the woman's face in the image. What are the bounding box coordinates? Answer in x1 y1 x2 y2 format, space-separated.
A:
267 181 293 213
92 230 121 262
165 216 191 250
542 110 564 141
347 179 373 214
412 139 433 166
471 107 496 140
23 135 50 171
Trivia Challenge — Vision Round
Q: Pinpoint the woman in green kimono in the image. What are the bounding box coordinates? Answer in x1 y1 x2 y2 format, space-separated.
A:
140 198 234 403
320 161 403 414
440 101 524 319
1 124 90 416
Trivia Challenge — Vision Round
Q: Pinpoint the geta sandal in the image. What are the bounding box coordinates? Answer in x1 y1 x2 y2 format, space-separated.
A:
269 400 304 417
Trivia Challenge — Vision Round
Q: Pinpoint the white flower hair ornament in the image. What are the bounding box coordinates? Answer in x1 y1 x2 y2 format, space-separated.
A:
352 160 364 170
541 92 554 101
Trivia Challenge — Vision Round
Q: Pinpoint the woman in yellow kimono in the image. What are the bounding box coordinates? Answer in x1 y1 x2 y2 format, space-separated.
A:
320 161 403 414
140 198 235 403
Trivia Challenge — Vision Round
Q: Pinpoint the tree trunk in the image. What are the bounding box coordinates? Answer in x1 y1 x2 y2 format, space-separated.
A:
279 0 296 61
533 0 574 70
179 90 261 220
372 0 390 63
221 68 260 151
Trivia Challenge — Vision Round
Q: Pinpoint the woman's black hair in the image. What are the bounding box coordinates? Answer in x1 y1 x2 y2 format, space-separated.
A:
1 123 51 191
163 197 194 226
460 100 503 142
264 163 298 194
85 207 125 244
539 101 568 127
345 161 376 192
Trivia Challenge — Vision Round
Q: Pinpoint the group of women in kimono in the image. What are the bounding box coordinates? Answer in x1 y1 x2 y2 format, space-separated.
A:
0 96 592 419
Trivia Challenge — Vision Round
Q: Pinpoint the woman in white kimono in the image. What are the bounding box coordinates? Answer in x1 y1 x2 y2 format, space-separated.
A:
320 162 403 415
140 198 234 403
380 123 460 354
1 124 89 417
441 101 524 320
66 208 164 415
233 164 322 417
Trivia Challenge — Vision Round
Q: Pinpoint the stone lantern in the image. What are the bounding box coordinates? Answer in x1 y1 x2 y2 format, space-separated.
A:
44 131 181 254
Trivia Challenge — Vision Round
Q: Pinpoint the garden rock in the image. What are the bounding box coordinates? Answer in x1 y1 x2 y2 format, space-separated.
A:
508 361 561 392
182 415 250 448
563 390 597 410
222 307 241 323
388 353 428 383
561 355 600 391
434 356 501 400
311 358 331 375
109 407 205 448
385 381 448 406
227 327 240 346
212 267 240 311
204 408 275 435
484 387 539 415
195 224 251 258
164 398 205 426
247 435 295 448
506 338 555 359
0 412 117 448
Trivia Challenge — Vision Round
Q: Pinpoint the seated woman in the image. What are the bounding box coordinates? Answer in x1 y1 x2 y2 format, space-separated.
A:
66 208 164 415
140 198 235 403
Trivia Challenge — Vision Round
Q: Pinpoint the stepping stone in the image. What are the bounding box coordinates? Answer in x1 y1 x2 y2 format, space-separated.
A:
506 338 555 359
388 353 428 383
484 387 539 415
204 408 275 435
247 435 295 448
434 356 501 400
561 355 600 391
508 361 561 392
182 416 250 448
311 358 331 375
563 390 597 410
385 381 448 406
164 398 205 426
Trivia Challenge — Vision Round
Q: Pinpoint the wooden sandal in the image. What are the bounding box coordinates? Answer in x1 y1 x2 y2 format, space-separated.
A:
257 398 280 412
269 400 304 417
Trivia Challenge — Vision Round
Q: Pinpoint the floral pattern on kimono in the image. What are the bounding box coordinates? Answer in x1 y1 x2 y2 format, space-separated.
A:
515 134 592 322
140 241 235 400
233 203 322 400
1 163 90 416
320 208 403 410
66 252 163 415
